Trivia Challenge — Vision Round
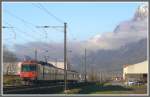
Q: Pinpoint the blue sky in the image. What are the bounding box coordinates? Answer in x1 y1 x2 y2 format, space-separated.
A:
2 2 143 47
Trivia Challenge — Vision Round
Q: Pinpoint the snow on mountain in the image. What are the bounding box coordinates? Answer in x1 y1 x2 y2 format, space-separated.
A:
134 3 148 21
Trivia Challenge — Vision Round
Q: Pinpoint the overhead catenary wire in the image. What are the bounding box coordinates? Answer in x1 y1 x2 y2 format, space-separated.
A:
4 9 37 27
2 22 16 48
32 3 77 43
32 3 64 24
3 22 49 55
2 5 67 63
3 26 31 49
3 4 66 62
3 20 50 52
32 3 65 34
67 25 77 41
4 5 65 43
4 9 44 37
3 21 38 42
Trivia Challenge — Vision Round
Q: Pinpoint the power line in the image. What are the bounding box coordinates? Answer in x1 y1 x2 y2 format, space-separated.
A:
3 21 52 51
36 25 64 43
2 23 16 48
4 9 44 37
3 21 38 42
84 48 87 82
38 3 77 41
3 22 49 55
67 26 77 41
4 5 69 44
14 26 43 42
4 9 35 26
4 7 64 44
3 6 66 62
32 3 64 24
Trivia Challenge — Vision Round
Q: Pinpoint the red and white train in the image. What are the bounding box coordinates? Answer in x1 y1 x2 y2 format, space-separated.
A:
19 60 79 84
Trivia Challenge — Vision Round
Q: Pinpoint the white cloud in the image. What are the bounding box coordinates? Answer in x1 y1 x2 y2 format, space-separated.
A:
86 4 148 51
15 4 148 58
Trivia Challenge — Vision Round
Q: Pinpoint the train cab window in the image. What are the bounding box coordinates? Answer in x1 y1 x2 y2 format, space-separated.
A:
21 64 36 72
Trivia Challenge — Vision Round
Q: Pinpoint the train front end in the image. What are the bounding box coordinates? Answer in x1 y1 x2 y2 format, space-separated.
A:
20 61 37 81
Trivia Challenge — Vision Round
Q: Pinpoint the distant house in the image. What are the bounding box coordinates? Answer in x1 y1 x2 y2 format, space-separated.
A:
3 62 21 75
123 60 148 83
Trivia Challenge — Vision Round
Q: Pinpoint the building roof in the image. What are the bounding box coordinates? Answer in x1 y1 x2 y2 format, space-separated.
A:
123 60 148 74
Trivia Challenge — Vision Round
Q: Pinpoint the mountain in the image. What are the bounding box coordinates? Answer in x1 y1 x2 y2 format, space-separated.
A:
88 4 148 50
72 4 148 72
72 38 147 73
3 45 18 62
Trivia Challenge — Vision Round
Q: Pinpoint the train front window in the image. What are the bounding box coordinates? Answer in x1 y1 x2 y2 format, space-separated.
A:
21 64 36 72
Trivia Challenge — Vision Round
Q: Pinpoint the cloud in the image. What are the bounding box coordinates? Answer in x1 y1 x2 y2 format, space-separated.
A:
86 4 148 50
14 4 148 60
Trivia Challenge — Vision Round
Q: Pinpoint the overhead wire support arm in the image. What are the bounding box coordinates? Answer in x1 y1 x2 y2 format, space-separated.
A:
2 26 14 28
36 25 64 28
2 26 16 40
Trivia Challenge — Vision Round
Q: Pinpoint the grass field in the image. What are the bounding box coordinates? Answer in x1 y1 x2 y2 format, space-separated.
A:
3 75 22 86
3 75 147 94
66 82 147 94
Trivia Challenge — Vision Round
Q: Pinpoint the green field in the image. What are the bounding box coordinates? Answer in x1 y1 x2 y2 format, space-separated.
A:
65 82 147 94
3 75 147 94
3 75 22 86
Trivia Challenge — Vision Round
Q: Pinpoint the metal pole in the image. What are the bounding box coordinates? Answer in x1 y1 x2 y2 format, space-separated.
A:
35 49 37 61
81 56 84 81
85 48 87 82
101 72 102 82
55 58 58 80
99 72 101 83
55 58 57 67
64 22 67 92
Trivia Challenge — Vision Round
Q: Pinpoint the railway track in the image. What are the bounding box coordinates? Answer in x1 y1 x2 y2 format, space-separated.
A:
3 84 64 94
3 82 78 94
3 82 85 94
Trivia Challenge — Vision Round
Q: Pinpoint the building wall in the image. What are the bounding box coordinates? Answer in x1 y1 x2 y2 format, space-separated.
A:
48 61 72 70
123 60 148 80
125 74 147 82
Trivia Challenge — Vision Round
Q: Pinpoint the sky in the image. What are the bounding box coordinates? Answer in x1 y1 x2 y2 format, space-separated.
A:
2 2 143 48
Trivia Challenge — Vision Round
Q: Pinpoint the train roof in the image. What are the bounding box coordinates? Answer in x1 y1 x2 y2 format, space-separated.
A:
21 60 78 73
22 60 37 64
38 61 55 67
22 60 57 68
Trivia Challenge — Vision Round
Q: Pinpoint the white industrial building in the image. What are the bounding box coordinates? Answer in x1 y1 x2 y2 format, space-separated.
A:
48 61 72 70
123 60 148 83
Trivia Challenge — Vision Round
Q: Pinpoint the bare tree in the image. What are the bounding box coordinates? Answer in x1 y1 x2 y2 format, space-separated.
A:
3 45 18 75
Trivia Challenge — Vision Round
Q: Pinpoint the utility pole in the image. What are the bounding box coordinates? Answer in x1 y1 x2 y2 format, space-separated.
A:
43 56 47 79
55 58 57 67
67 50 72 70
35 49 37 61
84 48 87 82
81 55 84 81
99 72 102 83
101 72 103 83
36 23 67 92
64 22 67 93
55 58 58 80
